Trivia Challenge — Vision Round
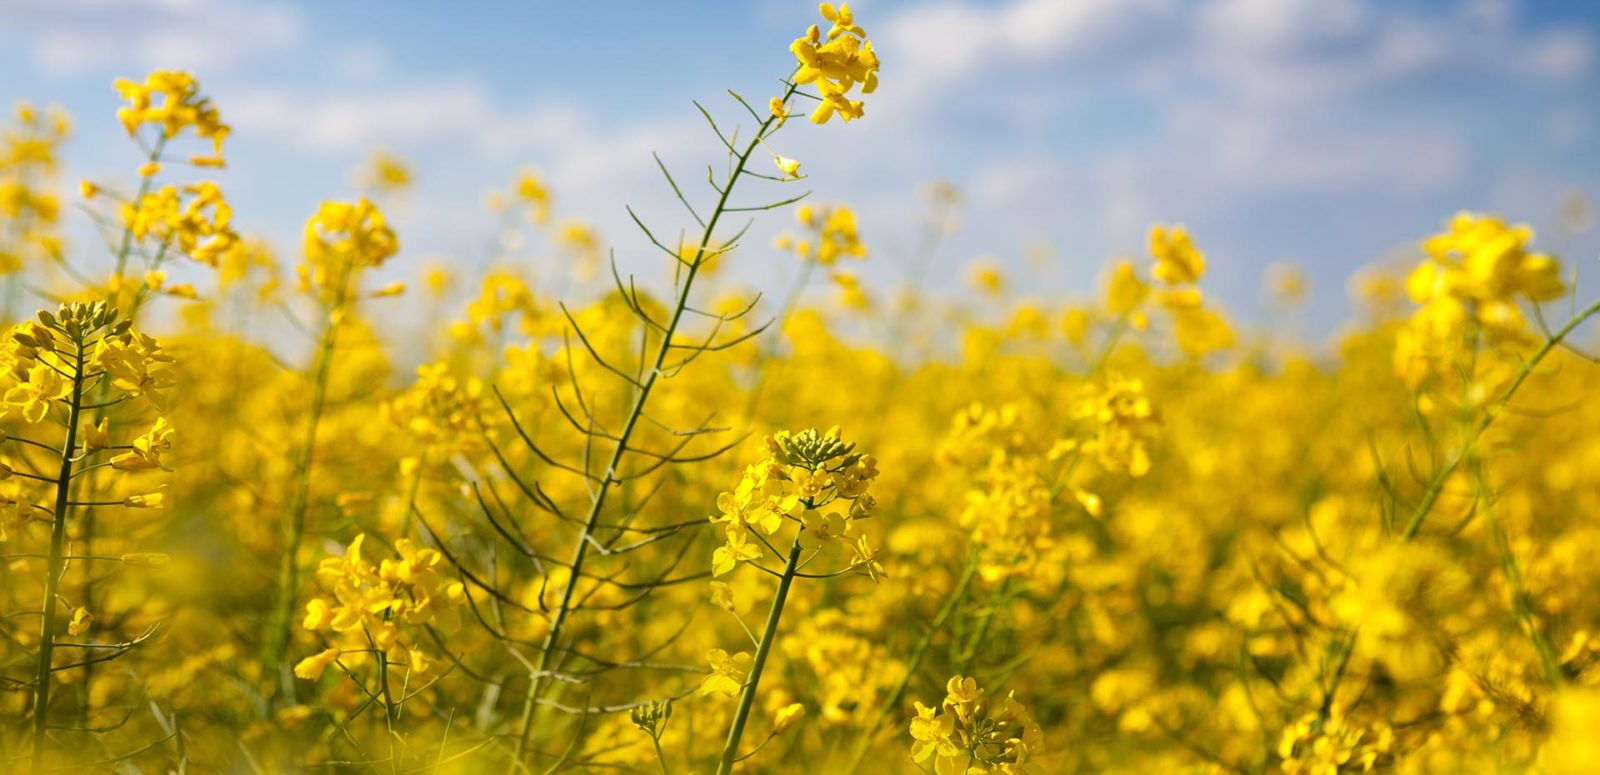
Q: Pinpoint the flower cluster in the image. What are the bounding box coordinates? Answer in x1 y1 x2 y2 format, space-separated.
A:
910 676 1044 773
113 70 229 165
512 170 552 222
382 362 488 469
1 326 69 424
1 303 174 421
110 418 174 471
789 3 880 124
1396 212 1565 387
1411 212 1565 319
357 150 412 194
557 220 603 281
298 197 399 304
1062 374 1157 479
709 427 881 578
775 203 867 267
774 201 871 307
1276 711 1394 774
94 327 178 411
1101 224 1233 356
119 181 240 267
936 403 1057 579
780 607 903 724
1149 224 1206 286
294 534 466 680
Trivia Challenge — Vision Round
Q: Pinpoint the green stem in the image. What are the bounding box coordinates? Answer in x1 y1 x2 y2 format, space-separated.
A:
377 642 401 775
264 265 354 692
1313 630 1357 729
1474 458 1561 686
716 534 804 775
1401 297 1600 539
1318 299 1600 727
112 137 168 283
651 737 670 775
30 336 85 773
513 83 798 766
777 259 818 325
953 577 1009 677
847 552 977 773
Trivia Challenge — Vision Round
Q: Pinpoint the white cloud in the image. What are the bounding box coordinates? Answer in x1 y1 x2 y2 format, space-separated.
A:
971 156 1067 206
1199 0 1372 57
874 0 1589 215
1172 101 1467 195
879 0 1175 100
10 0 303 75
224 80 702 198
227 82 501 151
330 43 391 82
1522 28 1595 79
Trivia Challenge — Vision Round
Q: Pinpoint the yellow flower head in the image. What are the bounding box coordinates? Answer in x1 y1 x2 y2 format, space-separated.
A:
112 70 229 156
305 198 399 271
775 203 867 266
789 3 879 124
1149 224 1206 285
700 648 751 697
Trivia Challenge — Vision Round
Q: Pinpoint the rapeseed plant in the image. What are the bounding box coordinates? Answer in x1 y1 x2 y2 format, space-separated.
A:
1 4 1599 773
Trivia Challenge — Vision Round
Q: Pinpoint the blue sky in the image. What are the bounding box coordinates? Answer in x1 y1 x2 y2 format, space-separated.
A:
3 0 1598 337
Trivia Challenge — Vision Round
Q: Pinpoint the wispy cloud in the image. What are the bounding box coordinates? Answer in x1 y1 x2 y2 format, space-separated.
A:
877 0 1590 211
10 0 303 75
3 0 1593 328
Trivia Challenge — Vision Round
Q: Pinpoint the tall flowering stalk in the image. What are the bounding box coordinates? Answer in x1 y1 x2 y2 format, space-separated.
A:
289 533 467 769
6 302 175 771
504 81 801 762
400 5 884 768
1300 215 1600 736
75 70 234 715
263 198 398 685
703 427 884 773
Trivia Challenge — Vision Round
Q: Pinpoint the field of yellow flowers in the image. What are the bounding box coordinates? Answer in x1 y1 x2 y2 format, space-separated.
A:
3 5 1600 773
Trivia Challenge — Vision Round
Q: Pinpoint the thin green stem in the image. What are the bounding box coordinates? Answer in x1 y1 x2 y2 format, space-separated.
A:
715 534 804 775
884 218 946 364
847 551 977 773
111 137 168 283
1313 630 1357 729
30 336 85 773
953 577 1009 677
1473 457 1561 686
376 641 401 775
650 737 670 775
1401 297 1600 539
513 83 799 767
1318 299 1600 728
264 264 355 692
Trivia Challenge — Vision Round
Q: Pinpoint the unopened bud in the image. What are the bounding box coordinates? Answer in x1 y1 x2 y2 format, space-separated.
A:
120 553 171 568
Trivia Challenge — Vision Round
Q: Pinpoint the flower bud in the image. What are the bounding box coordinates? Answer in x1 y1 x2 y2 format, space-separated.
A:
120 552 171 568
